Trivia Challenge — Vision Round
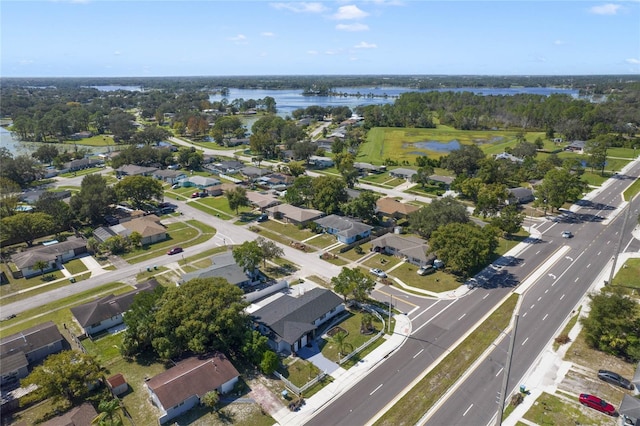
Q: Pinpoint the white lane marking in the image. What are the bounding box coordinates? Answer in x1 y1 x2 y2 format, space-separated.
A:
531 304 535 309
370 384 383 395
522 337 529 346
574 277 579 283
536 250 541 255
412 299 459 335
522 312 527 318
538 296 542 301
607 241 611 245
407 306 420 316
587 263 591 268
463 404 473 416
496 367 504 377
597 251 601 256
483 294 489 300
543 314 548 321
413 349 424 359
521 262 526 267
412 301 441 321
560 294 565 300
545 289 549 294
458 314 466 321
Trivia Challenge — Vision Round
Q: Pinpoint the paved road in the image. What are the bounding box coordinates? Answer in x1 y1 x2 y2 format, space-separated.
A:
424 162 640 426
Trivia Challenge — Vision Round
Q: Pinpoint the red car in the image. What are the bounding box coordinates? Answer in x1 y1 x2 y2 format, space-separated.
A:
167 247 183 255
579 393 616 416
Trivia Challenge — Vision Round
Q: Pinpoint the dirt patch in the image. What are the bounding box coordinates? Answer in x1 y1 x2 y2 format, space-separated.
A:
248 380 286 417
327 326 347 337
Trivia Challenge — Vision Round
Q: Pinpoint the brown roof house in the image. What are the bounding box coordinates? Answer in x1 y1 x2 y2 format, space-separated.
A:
40 402 98 426
376 197 420 219
0 321 64 386
252 288 344 354
265 204 324 226
10 237 87 279
146 354 240 424
246 191 281 211
94 215 167 246
370 233 435 267
71 279 159 336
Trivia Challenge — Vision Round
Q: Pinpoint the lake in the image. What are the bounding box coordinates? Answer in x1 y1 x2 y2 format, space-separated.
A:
209 86 580 117
0 127 105 157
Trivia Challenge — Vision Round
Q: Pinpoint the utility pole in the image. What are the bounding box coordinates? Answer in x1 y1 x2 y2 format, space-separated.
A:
388 293 393 334
497 314 519 426
608 198 633 285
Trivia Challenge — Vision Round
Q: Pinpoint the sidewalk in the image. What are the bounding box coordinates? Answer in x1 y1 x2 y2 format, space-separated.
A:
271 313 412 426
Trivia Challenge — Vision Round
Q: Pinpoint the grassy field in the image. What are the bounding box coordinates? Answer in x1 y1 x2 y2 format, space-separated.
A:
389 262 463 293
611 258 640 291
522 392 613 426
623 178 640 201
320 309 384 363
62 134 116 147
375 293 518 426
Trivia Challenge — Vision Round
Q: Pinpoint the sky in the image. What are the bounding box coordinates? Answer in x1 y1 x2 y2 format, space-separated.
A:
1 0 639 77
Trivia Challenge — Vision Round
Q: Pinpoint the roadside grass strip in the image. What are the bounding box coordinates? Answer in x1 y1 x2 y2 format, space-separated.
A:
373 294 518 426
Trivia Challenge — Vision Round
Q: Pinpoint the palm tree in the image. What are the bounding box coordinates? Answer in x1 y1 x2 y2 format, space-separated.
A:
361 313 374 334
330 331 352 360
33 260 49 277
91 398 123 426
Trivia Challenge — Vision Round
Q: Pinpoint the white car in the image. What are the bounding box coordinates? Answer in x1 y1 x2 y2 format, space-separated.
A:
561 231 573 238
370 268 387 278
417 265 435 275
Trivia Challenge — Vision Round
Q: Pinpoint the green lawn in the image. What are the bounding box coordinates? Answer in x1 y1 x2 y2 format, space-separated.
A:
624 178 640 201
389 262 463 293
63 258 88 275
361 252 403 271
62 134 116 146
612 258 640 291
255 220 317 242
320 309 384 363
522 392 613 426
330 242 371 261
375 294 518 426
58 166 105 178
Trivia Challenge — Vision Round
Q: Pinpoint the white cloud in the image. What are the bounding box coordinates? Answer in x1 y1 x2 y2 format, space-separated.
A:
553 40 565 45
261 32 275 37
18 59 34 65
270 2 327 13
365 0 404 5
113 50 121 56
325 50 337 55
307 50 319 55
589 3 622 15
336 23 369 31
626 58 640 64
354 41 377 49
333 5 369 20
228 34 248 44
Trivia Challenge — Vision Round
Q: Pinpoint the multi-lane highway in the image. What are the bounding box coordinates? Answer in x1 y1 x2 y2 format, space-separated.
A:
304 160 640 426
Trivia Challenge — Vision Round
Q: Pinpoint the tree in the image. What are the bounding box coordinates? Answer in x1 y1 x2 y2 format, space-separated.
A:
202 390 220 411
312 175 348 214
35 192 74 231
256 237 284 268
331 267 375 302
177 146 203 170
408 196 469 238
70 174 117 224
1 212 55 246
284 176 314 207
151 278 249 359
92 398 123 426
128 231 142 247
341 191 379 223
226 186 249 215
102 235 129 254
585 137 609 176
0 177 21 218
412 165 435 188
131 125 171 146
292 140 317 163
429 223 499 277
474 183 508 218
533 168 586 213
361 313 374 334
441 144 485 176
260 350 280 375
21 351 103 404
581 289 640 362
121 285 167 356
491 205 525 237
286 161 306 177
0 152 43 187
241 330 269 365
511 141 538 159
32 144 59 165
330 331 352 358
114 175 163 208
232 240 262 274
33 259 50 277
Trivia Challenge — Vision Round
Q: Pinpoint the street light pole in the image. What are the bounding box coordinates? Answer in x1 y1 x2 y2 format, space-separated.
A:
388 293 393 334
497 314 519 426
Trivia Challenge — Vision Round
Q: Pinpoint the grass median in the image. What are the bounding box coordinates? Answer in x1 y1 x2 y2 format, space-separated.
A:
375 293 518 426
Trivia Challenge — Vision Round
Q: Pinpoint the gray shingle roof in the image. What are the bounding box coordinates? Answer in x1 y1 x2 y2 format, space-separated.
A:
0 321 63 358
314 215 372 239
11 237 87 269
252 288 343 344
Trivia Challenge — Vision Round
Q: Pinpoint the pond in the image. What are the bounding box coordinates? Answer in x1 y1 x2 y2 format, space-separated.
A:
411 139 462 153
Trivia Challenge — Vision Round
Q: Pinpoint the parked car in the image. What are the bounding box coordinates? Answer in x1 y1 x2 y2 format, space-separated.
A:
562 230 573 238
369 268 387 278
171 183 181 189
417 265 435 275
167 247 183 255
191 192 200 198
598 370 634 390
579 393 616 416
257 213 269 222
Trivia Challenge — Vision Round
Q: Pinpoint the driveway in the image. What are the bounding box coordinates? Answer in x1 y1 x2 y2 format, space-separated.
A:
296 340 343 376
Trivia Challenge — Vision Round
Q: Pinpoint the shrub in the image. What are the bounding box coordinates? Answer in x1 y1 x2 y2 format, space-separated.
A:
554 333 571 345
510 392 524 406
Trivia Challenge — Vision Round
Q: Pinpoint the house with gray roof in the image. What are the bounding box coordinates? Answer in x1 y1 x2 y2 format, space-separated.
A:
241 166 270 181
353 162 386 174
40 402 98 426
0 321 64 386
183 175 221 189
153 169 187 184
246 191 281 210
180 252 257 288
252 288 344 354
146 354 239 425
265 204 323 226
70 279 159 336
115 164 158 177
10 237 87 279
314 214 372 244
370 234 434 267
507 187 535 205
389 168 417 180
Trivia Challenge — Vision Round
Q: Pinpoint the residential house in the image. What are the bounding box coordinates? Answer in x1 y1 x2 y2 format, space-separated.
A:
376 197 420 219
63 158 104 172
0 321 64 386
10 237 87 279
309 156 334 168
70 279 159 336
153 169 187 184
252 288 344 354
353 162 386 175
389 168 417 180
146 354 240 424
315 139 335 151
69 131 93 140
206 182 237 197
94 215 167 246
565 140 586 152
104 205 146 226
507 187 535 205
40 402 98 426
115 165 158 177
314 214 372 244
213 160 245 174
266 204 324 226
494 152 524 164
370 234 435 267
19 189 71 205
241 166 270 181
180 252 257 288
257 173 294 189
246 191 281 211
183 175 221 189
